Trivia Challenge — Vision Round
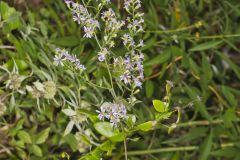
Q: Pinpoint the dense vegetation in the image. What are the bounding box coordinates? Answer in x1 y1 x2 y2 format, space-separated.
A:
0 0 240 159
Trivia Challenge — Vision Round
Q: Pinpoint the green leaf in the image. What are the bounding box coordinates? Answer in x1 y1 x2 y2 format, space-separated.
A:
190 41 222 52
39 21 48 37
50 36 80 47
144 48 171 66
137 121 156 132
35 127 51 144
153 100 165 112
155 111 173 121
221 86 237 108
16 148 27 159
94 122 119 138
199 130 213 160
109 133 124 142
184 85 211 121
223 109 238 128
17 130 32 144
0 1 22 32
145 80 154 98
64 120 75 136
63 134 78 152
11 140 25 148
100 140 115 156
201 54 212 83
0 2 15 19
189 58 200 77
217 51 240 80
30 145 42 157
211 148 238 158
4 59 28 71
78 109 98 122
182 127 208 142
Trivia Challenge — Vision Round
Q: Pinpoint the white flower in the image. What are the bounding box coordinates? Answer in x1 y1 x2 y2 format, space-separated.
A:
83 26 94 38
97 48 108 62
139 39 144 47
53 54 64 66
122 34 135 47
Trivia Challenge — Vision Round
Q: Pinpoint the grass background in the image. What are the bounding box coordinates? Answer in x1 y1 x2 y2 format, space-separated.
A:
0 0 240 159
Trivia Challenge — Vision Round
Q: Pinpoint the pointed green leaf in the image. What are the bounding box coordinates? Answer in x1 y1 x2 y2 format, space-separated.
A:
190 41 222 52
109 133 124 142
184 85 211 121
199 130 213 160
30 145 42 157
146 80 154 98
94 122 119 138
153 100 165 112
63 134 78 152
64 120 75 136
137 121 156 132
17 130 32 144
35 127 51 144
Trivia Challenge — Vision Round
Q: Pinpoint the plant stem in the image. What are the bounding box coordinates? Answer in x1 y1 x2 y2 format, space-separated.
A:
188 34 240 39
127 146 198 155
145 21 203 34
121 124 128 160
176 119 223 127
155 119 240 131
175 119 240 128
126 143 235 156
86 80 111 90
105 60 117 98
81 0 117 99
0 45 15 49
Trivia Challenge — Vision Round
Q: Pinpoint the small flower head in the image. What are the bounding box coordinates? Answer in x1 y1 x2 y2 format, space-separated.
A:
97 102 128 127
98 48 108 62
53 53 64 66
65 0 99 39
5 73 26 90
54 48 86 71
43 81 57 99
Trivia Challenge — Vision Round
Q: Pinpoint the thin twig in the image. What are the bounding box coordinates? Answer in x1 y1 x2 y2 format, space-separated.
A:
121 124 128 160
145 21 203 34
126 143 235 156
0 45 15 50
187 34 240 40
144 56 182 81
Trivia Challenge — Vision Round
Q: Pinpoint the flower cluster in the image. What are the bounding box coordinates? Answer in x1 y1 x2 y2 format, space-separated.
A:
101 8 125 48
122 34 144 49
97 102 128 126
5 73 26 90
124 0 144 33
119 51 144 87
54 48 86 70
65 0 99 38
117 0 145 88
26 81 57 99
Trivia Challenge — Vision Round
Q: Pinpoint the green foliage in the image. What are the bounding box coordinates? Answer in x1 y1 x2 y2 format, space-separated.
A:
153 100 166 112
0 0 240 159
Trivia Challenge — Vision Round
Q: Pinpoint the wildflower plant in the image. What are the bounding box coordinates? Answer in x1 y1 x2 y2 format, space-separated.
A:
52 0 176 159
